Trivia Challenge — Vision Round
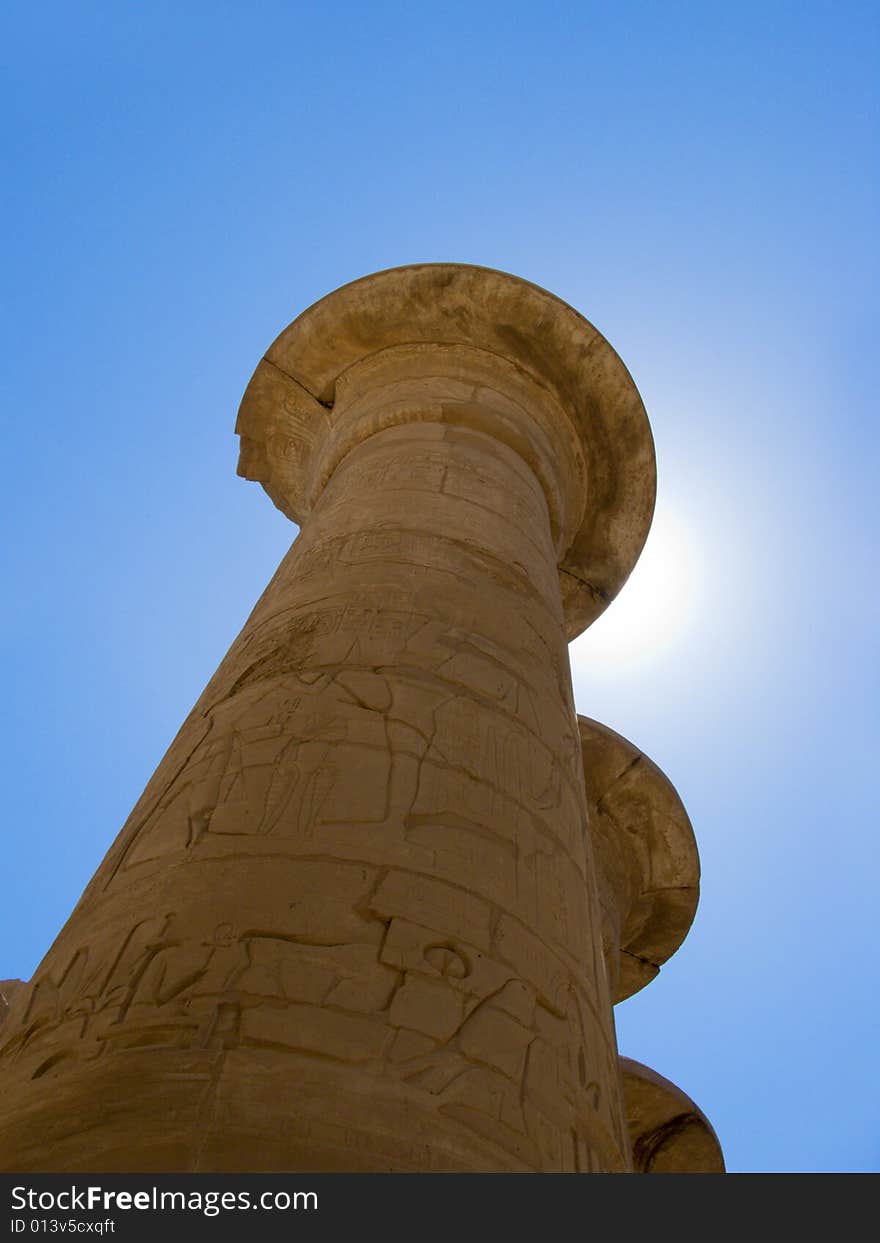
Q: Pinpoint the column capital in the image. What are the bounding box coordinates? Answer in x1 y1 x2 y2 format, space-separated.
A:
620 1057 725 1173
578 715 700 1002
235 263 655 639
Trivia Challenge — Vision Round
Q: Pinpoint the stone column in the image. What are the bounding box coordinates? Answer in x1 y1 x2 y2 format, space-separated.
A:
0 265 655 1172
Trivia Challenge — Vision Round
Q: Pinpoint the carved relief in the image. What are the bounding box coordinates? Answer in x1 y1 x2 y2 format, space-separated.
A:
1 399 638 1173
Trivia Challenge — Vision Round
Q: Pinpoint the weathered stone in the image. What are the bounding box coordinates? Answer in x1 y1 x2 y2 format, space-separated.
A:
620 1057 725 1173
0 265 718 1174
235 264 656 640
578 715 700 1002
0 980 24 1030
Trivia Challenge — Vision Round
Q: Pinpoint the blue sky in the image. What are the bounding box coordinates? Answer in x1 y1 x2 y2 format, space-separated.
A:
2 2 877 1173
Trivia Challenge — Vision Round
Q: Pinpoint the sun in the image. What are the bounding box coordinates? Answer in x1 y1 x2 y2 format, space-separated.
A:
569 502 702 676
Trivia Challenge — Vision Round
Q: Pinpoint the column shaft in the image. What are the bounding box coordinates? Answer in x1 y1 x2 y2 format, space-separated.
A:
1 423 628 1172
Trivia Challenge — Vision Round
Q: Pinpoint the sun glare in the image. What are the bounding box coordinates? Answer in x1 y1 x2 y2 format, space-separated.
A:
569 504 702 676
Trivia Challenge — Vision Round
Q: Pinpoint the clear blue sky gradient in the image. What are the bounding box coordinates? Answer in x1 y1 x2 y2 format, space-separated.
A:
2 2 877 1173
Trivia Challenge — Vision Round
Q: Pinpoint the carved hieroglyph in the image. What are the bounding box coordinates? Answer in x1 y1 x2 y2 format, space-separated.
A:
0 265 660 1172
